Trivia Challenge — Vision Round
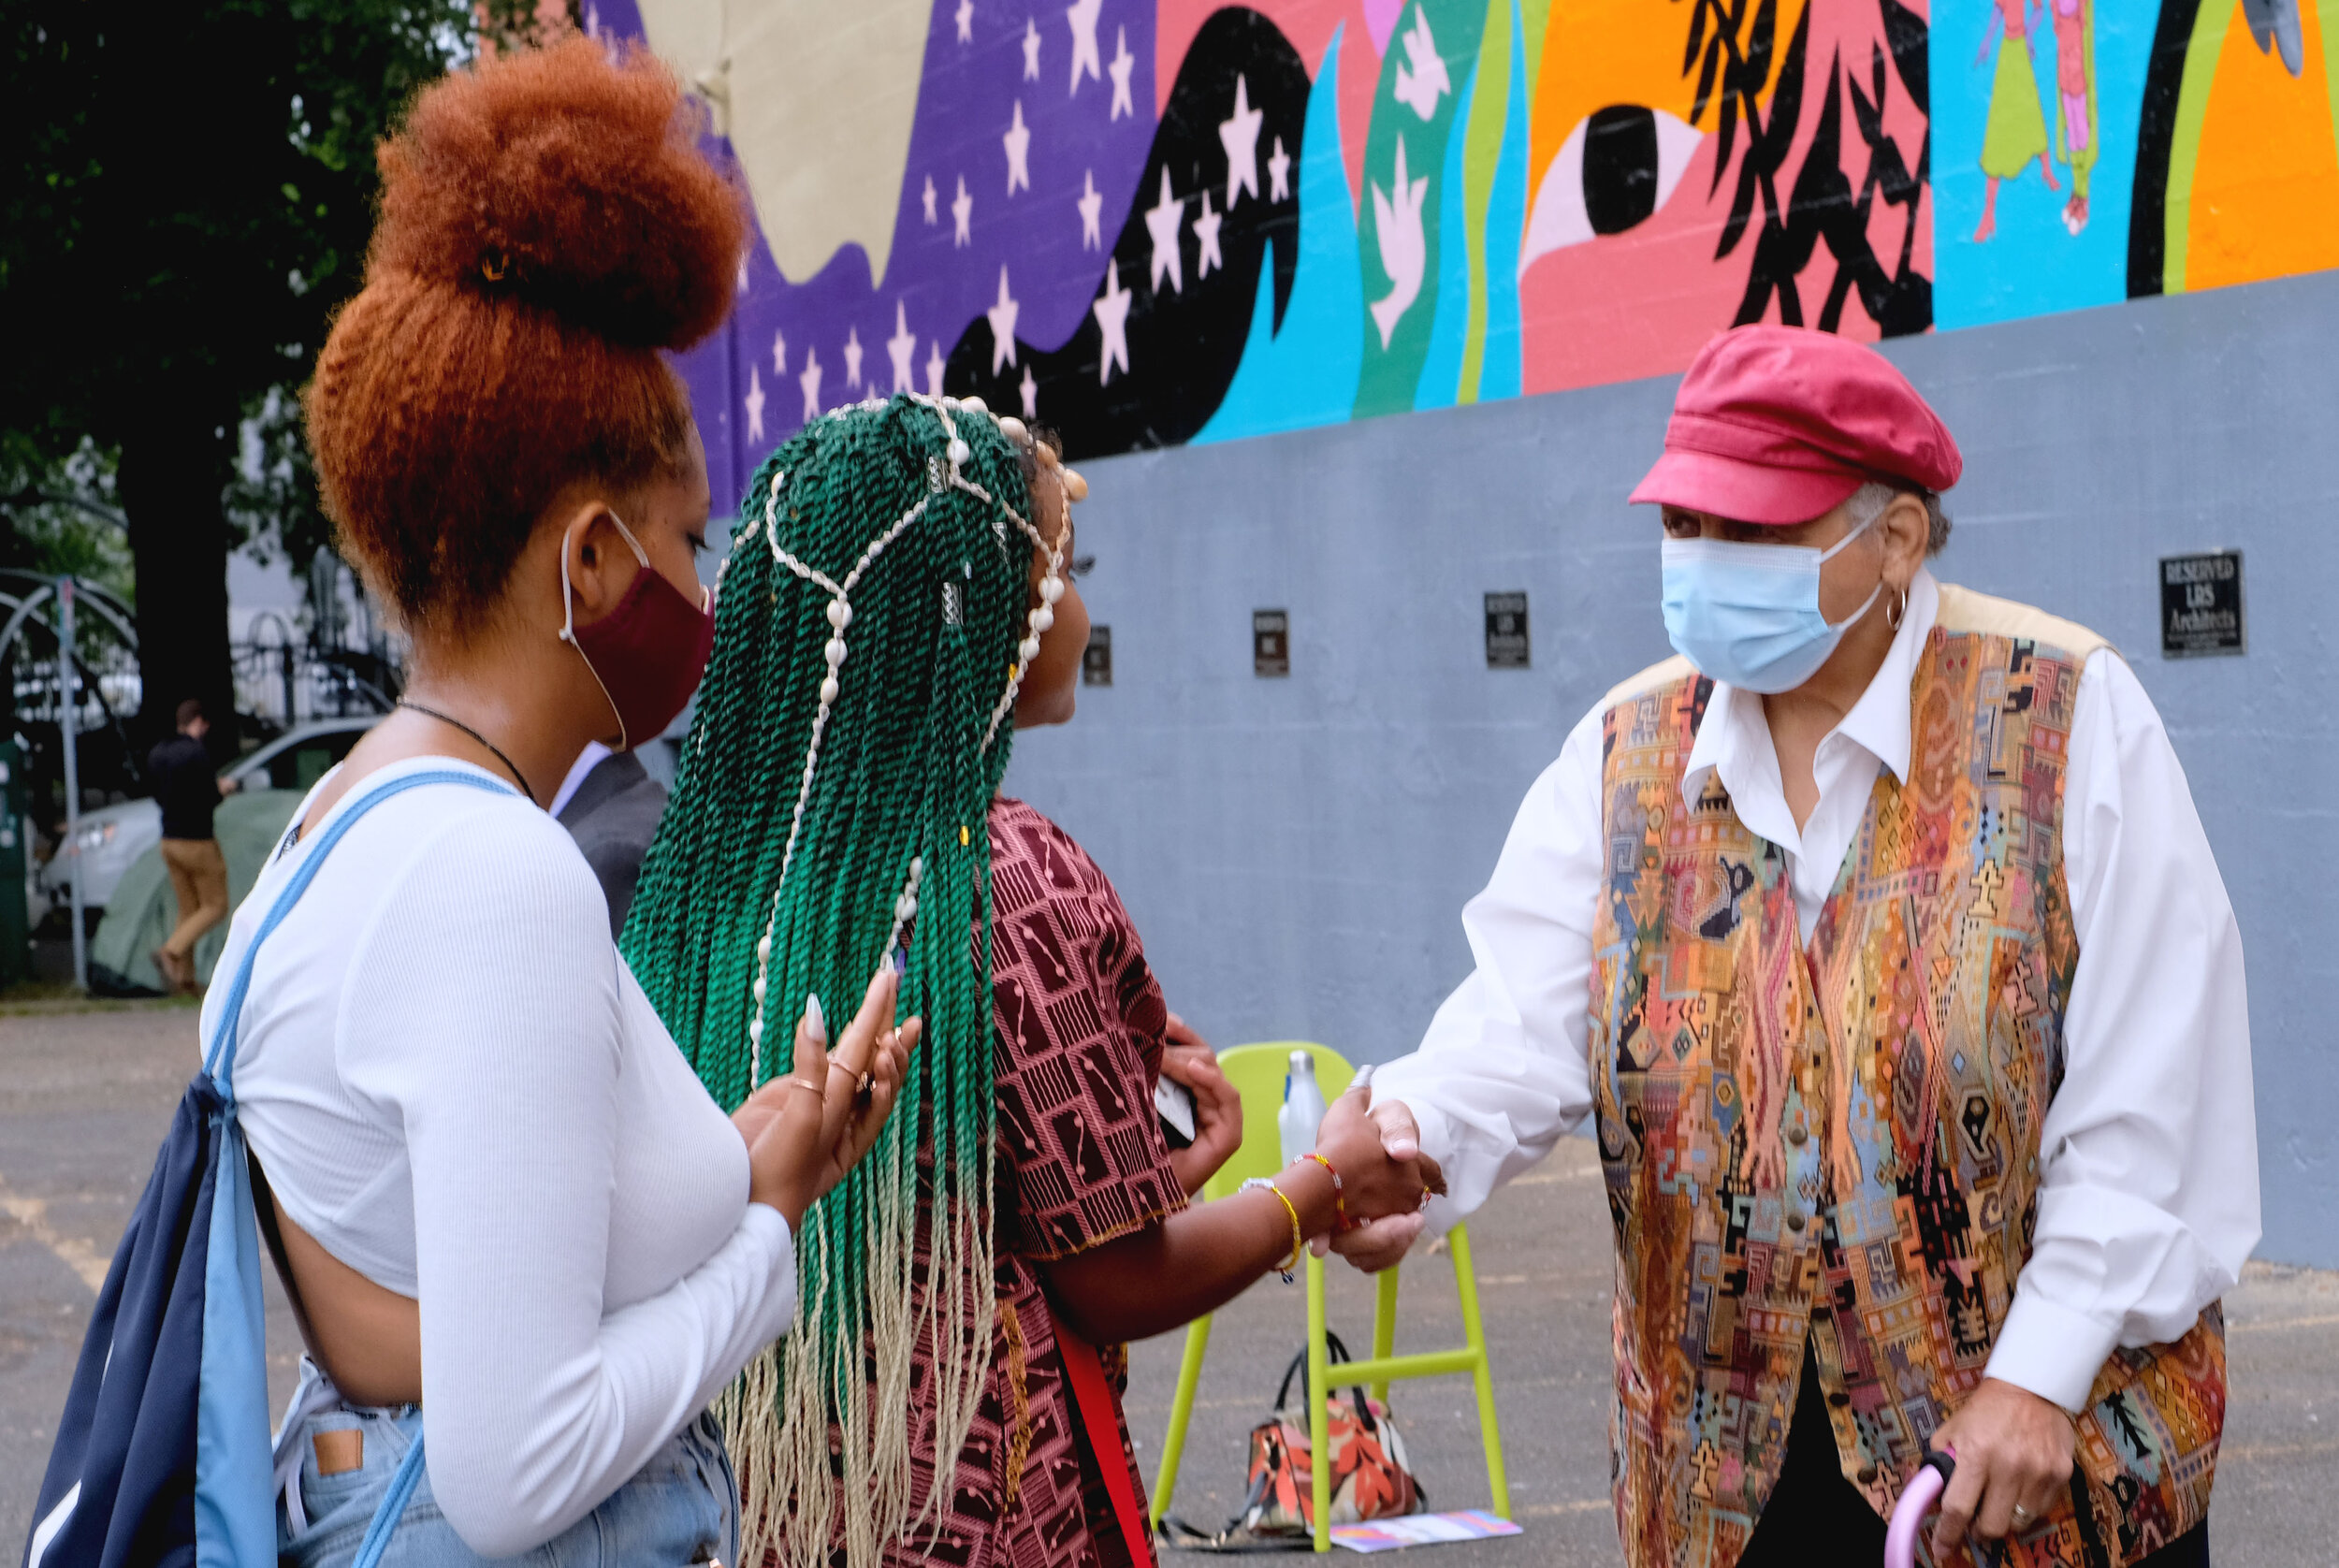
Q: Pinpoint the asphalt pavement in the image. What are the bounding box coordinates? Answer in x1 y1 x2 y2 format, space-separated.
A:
2 1001 2331 1564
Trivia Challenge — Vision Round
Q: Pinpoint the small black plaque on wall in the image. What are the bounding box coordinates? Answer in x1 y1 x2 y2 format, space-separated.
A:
2160 552 2245 658
1082 625 1112 686
1485 592 1530 669
1253 610 1290 676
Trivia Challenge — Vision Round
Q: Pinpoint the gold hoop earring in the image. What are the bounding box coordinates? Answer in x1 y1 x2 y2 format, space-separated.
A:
1886 586 1910 630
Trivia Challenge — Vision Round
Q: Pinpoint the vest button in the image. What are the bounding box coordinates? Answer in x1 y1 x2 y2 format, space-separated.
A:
1786 1210 1807 1231
1857 1463 1879 1484
1786 1125 1809 1146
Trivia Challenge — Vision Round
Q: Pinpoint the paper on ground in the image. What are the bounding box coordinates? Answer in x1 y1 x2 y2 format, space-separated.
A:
1329 1510 1522 1553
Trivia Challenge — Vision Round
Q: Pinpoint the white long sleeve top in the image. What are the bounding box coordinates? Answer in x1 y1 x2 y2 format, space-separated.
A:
1370 570 2260 1414
200 756 796 1558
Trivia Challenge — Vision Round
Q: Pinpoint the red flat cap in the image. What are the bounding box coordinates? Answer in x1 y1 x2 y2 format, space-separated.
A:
1630 326 1963 525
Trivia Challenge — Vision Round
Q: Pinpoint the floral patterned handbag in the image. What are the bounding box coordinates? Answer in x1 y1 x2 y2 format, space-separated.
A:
1236 1333 1425 1537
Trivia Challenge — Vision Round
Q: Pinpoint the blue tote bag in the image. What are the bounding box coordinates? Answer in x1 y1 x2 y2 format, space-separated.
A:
24 769 512 1568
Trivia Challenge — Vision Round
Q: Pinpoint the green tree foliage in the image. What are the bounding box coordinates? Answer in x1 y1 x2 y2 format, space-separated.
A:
0 0 563 747
0 433 135 600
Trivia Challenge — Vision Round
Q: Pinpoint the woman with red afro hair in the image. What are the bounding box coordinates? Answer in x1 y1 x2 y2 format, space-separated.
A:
209 37 911 1563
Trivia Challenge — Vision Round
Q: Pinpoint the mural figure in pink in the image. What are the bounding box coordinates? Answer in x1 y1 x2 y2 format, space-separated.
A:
1973 0 2059 242
2051 0 2098 234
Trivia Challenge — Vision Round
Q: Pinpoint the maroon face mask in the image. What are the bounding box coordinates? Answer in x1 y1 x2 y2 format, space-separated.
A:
559 513 716 751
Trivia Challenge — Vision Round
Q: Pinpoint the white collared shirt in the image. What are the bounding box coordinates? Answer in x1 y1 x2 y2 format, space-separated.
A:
1370 568 2259 1412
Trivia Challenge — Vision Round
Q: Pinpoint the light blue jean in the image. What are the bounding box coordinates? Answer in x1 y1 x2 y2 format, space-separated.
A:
278 1402 739 1567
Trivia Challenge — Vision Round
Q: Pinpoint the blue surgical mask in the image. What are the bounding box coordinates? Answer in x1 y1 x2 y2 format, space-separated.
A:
1660 515 1883 693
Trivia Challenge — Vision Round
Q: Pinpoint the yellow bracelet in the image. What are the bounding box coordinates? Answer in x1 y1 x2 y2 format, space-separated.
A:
1242 1177 1305 1281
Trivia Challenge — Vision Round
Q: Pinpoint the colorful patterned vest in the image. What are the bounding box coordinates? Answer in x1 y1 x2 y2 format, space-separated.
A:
1588 585 2225 1568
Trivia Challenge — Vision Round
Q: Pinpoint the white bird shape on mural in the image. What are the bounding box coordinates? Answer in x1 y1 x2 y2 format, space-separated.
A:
1369 135 1429 349
1391 7 1448 121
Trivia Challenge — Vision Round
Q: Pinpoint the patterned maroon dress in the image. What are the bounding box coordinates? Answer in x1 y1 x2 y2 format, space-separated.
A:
857 797 1184 1568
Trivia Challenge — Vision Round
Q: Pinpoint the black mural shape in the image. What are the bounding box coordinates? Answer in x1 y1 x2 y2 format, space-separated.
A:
940 7 1307 457
1683 0 1931 337
1583 106 1661 235
2129 0 2204 297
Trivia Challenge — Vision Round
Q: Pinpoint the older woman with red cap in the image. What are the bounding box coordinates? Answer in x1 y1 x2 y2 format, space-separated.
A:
1338 326 2257 1568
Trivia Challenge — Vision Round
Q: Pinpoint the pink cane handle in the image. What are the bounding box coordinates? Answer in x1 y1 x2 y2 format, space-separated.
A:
1884 1449 1957 1568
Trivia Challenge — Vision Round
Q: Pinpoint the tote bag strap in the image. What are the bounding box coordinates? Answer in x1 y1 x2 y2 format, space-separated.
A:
351 1433 429 1568
201 768 518 1095
195 765 512 1557
1049 1306 1156 1568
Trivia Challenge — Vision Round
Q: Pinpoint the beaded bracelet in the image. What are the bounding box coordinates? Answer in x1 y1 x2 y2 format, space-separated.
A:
1241 1177 1305 1283
1299 1152 1347 1231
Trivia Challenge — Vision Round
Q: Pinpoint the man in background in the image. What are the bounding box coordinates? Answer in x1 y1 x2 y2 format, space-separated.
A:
148 698 240 993
552 740 669 939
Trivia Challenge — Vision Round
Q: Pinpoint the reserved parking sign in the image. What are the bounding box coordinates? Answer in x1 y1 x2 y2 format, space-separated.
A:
2159 552 2245 659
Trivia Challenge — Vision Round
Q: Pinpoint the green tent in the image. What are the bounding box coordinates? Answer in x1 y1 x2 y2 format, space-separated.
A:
90 789 306 995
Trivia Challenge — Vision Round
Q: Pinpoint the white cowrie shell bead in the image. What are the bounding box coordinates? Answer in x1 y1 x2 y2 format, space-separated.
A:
1033 606 1054 632
961 395 987 413
948 439 972 466
909 856 924 878
1019 636 1042 662
1060 468 1089 501
998 416 1028 444
824 638 847 668
748 1018 763 1044
758 934 772 961
826 600 850 628
753 976 766 1000
820 675 840 704
897 894 918 920
1041 577 1064 603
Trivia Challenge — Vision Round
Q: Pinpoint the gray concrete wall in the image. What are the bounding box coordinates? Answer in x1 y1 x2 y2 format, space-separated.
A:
1001 269 2339 1269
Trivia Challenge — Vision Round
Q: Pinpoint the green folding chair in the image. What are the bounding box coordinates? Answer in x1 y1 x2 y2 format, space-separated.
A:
1147 1041 1511 1552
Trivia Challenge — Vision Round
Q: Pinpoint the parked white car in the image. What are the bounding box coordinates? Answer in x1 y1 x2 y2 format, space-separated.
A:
38 715 381 913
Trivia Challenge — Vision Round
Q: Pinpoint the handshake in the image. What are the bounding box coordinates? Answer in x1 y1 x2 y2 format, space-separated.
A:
1158 1022 1445 1266
1315 1091 1445 1270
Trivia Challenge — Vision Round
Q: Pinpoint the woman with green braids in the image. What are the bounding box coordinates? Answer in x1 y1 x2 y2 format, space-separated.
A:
624 394 1439 1567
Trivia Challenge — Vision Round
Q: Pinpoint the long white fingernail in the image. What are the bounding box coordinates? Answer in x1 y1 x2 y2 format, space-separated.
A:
804 994 827 1044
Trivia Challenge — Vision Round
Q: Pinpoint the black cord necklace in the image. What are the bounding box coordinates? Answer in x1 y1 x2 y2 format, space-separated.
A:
395 699 536 803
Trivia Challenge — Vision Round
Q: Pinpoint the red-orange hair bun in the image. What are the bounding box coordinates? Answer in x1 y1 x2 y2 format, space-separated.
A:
374 36 743 351
309 36 746 632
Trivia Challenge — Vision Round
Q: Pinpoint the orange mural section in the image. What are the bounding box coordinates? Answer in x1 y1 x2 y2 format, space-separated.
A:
1519 0 1929 395
2186 0 2339 292
1530 0 1809 189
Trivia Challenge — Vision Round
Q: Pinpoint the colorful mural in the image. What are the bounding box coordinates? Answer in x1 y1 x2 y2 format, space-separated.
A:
588 0 2339 501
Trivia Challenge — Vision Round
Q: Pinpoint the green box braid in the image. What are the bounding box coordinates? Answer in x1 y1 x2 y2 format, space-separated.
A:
621 393 1059 1566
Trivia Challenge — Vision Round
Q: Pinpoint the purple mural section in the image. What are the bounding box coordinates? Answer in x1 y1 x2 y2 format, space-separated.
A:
594 0 1158 515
